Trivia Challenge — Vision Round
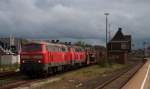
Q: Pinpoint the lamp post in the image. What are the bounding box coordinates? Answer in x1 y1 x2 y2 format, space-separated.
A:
104 12 110 65
143 42 146 58
108 24 111 41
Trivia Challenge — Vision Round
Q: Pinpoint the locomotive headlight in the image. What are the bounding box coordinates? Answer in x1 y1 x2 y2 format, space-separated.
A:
33 55 43 59
21 55 30 59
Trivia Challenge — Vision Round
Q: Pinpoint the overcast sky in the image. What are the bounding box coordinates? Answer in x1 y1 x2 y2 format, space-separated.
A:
0 0 150 48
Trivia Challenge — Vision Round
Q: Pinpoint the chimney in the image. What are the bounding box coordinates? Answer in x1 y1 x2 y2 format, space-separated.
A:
118 27 122 31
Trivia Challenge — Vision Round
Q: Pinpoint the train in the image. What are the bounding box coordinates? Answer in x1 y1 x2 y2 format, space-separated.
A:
20 41 104 77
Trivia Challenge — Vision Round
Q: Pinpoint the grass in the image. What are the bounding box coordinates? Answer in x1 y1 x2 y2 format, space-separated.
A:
62 63 125 80
31 63 126 89
0 63 19 72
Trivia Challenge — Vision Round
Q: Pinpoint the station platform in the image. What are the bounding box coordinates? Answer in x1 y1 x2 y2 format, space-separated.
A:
122 58 150 89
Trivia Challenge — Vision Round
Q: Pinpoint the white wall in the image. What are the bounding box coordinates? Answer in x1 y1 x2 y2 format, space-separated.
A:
0 55 20 65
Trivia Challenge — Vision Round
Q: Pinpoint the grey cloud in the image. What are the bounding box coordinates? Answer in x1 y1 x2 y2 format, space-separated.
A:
0 0 150 47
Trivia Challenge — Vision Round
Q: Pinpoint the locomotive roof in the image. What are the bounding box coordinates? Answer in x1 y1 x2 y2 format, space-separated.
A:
25 41 85 49
70 45 85 50
27 41 67 47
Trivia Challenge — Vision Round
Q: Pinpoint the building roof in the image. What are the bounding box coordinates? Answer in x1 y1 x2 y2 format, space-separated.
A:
110 28 131 42
124 35 131 41
111 28 125 41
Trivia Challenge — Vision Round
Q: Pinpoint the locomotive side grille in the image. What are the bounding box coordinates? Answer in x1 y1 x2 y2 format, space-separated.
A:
23 59 34 63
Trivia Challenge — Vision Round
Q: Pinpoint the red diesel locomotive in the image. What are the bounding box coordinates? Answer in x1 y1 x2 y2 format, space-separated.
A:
20 41 88 76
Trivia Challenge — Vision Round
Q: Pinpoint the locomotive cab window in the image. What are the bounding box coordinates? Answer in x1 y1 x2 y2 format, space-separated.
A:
22 44 42 52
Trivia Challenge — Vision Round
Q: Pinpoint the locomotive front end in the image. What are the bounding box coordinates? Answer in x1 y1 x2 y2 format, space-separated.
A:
20 43 47 76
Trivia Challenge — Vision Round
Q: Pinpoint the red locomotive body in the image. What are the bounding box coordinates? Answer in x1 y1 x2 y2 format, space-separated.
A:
20 41 87 76
73 46 86 64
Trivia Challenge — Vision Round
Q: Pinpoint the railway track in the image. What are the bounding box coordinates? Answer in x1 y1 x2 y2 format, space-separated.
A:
0 71 20 78
0 72 26 89
1 80 30 89
0 61 144 89
94 62 144 89
0 65 92 89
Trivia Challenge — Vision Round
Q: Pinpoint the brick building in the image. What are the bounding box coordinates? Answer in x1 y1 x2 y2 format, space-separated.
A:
107 28 132 64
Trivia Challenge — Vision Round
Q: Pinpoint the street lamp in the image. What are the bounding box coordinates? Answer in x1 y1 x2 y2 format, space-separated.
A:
104 12 110 65
143 42 146 58
108 24 111 41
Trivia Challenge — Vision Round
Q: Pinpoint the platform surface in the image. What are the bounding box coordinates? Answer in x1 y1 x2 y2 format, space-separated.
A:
122 59 150 89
